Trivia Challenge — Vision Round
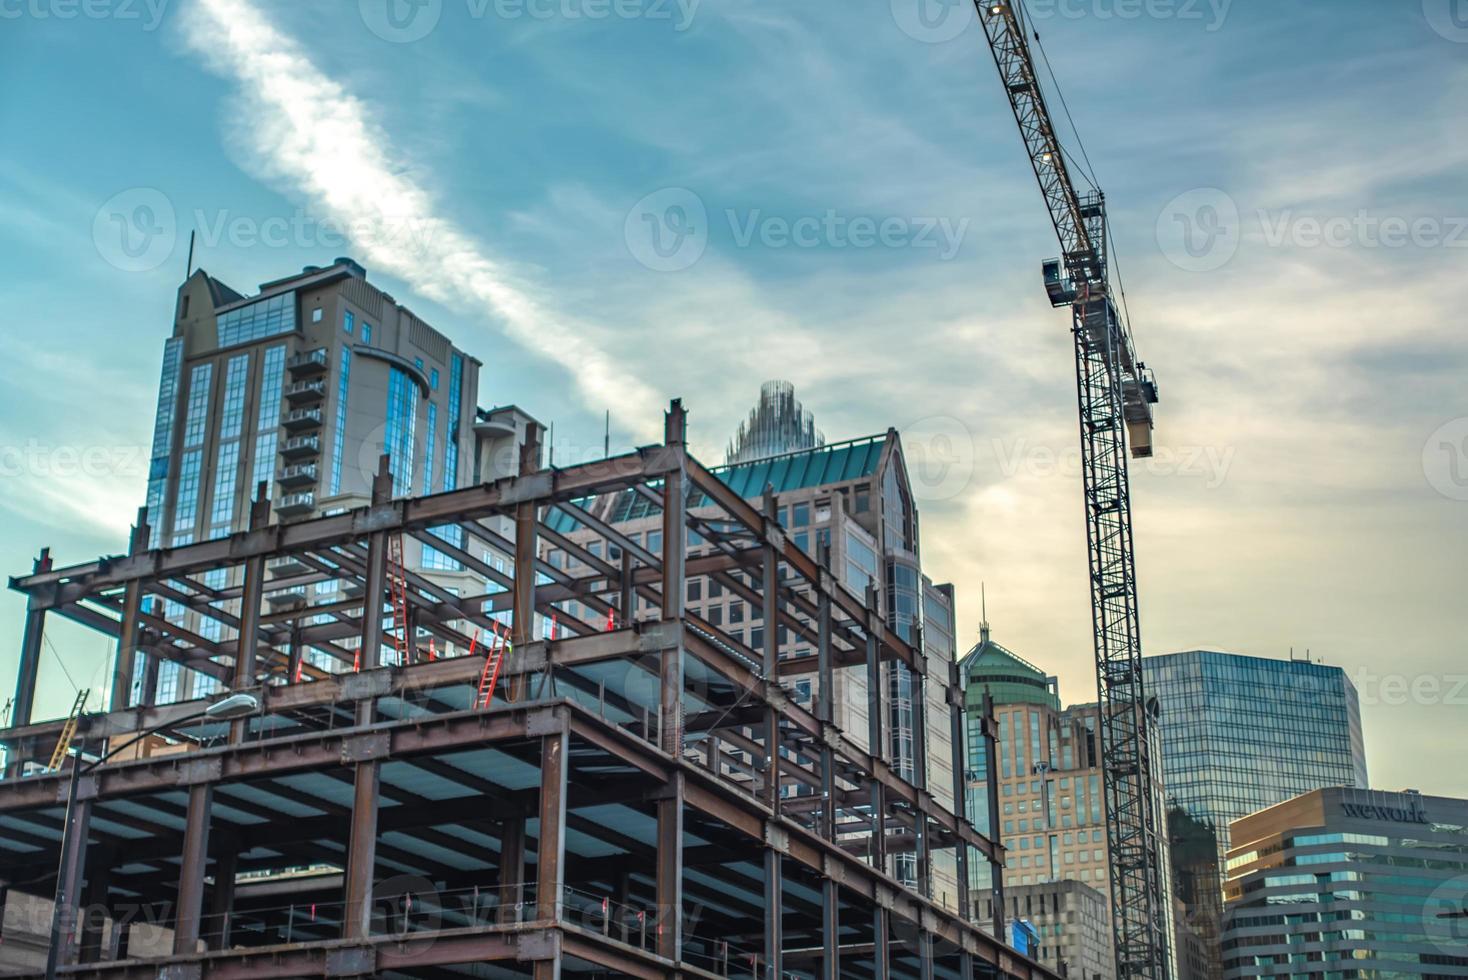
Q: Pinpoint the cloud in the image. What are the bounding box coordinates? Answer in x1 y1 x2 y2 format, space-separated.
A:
178 0 665 439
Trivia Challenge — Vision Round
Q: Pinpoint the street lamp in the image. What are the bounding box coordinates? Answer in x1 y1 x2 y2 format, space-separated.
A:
44 693 259 979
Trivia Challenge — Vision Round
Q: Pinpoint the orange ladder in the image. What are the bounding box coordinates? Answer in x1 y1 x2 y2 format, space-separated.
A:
474 623 512 709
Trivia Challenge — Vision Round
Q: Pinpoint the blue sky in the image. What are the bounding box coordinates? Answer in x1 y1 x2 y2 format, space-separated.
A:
0 0 1465 795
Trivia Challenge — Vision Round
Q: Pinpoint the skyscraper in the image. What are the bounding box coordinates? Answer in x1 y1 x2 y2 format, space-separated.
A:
131 257 539 705
1144 650 1369 978
724 380 824 464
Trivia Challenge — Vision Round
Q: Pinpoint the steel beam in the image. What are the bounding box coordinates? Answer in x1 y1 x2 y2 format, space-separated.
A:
499 815 526 924
656 772 684 962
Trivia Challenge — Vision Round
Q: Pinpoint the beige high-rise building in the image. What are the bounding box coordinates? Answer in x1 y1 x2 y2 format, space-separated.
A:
128 257 539 706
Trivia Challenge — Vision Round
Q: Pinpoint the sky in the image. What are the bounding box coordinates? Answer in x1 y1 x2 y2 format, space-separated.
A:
0 0 1464 797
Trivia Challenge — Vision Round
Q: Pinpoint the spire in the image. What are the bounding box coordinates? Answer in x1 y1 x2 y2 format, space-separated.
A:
725 380 825 464
979 582 991 645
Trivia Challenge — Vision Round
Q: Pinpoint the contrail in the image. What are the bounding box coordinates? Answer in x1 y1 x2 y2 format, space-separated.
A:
180 0 662 438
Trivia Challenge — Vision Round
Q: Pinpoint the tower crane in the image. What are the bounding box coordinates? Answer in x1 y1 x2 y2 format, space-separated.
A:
970 3 1168 977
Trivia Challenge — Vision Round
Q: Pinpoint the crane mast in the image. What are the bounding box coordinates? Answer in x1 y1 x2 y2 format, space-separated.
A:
972 3 1168 978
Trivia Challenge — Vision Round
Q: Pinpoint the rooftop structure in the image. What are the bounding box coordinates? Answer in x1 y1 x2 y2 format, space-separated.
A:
725 380 824 464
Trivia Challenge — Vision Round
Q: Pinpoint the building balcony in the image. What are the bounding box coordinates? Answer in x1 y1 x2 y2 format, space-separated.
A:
284 379 326 404
267 554 312 578
287 348 329 376
278 491 316 517
282 408 323 431
280 435 321 459
265 585 308 609
277 464 319 489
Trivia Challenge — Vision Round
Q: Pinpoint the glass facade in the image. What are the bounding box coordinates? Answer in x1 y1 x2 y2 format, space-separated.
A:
145 337 184 547
1220 788 1468 979
384 366 417 497
329 347 351 495
216 292 296 347
1146 650 1369 976
252 345 286 498
1146 651 1369 858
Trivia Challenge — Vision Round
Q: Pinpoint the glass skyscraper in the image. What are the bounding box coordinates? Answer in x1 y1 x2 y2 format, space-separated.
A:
1144 650 1369 979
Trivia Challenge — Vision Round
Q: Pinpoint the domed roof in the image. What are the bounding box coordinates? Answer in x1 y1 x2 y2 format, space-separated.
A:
959 629 1061 710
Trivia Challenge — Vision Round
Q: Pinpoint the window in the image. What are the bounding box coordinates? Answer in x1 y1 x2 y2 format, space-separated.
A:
430 367 439 390
217 292 296 346
414 356 424 372
687 579 702 602
442 354 463 491
422 402 438 495
182 363 213 447
328 347 351 495
209 441 241 530
219 354 249 440
362 323 372 345
173 450 203 533
648 530 662 554
252 346 286 498
384 367 417 497
730 604 744 624
311 307 323 323
344 310 354 334
791 502 810 526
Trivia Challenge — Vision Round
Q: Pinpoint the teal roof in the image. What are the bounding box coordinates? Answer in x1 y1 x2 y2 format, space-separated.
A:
543 434 887 536
959 636 1061 710
708 434 885 500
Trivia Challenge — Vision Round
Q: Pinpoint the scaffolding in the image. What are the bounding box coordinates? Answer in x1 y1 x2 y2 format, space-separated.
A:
0 401 1054 980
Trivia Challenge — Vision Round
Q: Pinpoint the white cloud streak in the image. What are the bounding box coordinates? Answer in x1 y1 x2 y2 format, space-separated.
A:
179 0 664 438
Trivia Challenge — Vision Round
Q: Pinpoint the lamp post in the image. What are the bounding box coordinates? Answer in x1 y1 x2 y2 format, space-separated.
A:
44 693 259 979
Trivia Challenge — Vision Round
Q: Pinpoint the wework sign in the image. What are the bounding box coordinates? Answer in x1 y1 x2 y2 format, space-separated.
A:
1341 800 1429 825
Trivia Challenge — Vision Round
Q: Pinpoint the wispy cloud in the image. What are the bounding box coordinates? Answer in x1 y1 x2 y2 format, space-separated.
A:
178 0 664 438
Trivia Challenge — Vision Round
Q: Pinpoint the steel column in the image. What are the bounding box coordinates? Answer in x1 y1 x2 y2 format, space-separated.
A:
12 600 46 728
172 783 212 954
873 905 889 980
761 488 781 813
207 838 238 950
536 721 568 921
821 878 839 980
499 816 527 924
763 845 782 980
78 845 113 963
656 772 684 961
982 690 1006 940
342 760 380 941
659 402 687 756
50 791 92 971
950 664 972 921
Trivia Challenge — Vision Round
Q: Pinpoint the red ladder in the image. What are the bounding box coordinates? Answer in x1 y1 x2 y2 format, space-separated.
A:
474 623 512 709
386 533 411 667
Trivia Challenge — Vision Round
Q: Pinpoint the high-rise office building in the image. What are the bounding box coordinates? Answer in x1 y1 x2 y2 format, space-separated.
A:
1220 787 1468 978
131 257 538 705
1144 650 1370 979
960 629 1186 979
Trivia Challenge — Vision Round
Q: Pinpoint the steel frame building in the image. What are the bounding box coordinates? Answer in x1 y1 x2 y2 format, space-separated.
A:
1 402 1055 980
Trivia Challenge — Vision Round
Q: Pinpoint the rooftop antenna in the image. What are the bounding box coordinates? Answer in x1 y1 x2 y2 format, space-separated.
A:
604 410 610 458
185 229 196 277
548 422 555 467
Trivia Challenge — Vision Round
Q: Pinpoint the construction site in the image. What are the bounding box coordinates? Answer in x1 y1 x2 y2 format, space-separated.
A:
0 2 1181 979
0 400 1061 980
